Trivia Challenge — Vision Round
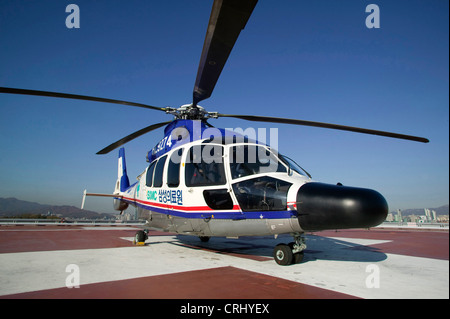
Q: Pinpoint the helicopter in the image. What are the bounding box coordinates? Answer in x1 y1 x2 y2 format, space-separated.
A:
0 0 429 265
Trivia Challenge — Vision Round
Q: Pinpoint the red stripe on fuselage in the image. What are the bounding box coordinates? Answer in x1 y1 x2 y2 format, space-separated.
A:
121 196 240 212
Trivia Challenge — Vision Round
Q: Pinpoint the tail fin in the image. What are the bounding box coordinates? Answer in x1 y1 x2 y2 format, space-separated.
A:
115 148 130 193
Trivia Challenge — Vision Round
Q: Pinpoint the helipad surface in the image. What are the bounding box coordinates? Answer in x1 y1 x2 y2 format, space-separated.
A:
0 225 448 300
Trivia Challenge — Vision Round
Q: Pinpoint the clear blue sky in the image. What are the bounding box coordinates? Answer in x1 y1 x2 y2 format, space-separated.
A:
0 0 448 214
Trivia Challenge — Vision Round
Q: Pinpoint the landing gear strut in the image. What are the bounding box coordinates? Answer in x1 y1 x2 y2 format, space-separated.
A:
273 233 306 265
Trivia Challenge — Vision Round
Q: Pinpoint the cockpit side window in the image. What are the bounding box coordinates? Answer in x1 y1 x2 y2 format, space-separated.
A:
185 145 226 187
167 148 183 188
146 161 156 187
153 155 167 188
232 176 291 212
230 145 286 179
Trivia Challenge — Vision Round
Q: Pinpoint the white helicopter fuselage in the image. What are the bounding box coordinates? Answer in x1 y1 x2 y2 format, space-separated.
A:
118 139 310 238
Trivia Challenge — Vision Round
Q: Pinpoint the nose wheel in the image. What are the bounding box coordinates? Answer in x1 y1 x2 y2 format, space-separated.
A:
273 233 306 265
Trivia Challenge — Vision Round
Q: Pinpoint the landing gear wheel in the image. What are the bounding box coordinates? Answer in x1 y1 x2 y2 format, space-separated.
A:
289 242 305 264
199 236 210 243
293 251 304 264
273 244 293 265
134 230 147 245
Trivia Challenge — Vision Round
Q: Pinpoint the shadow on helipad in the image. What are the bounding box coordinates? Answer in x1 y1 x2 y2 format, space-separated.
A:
174 233 387 264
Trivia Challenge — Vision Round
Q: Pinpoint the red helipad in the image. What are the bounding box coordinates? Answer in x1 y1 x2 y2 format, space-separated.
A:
0 225 448 301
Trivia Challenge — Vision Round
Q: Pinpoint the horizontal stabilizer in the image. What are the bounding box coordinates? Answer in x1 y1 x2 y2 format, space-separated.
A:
81 189 122 209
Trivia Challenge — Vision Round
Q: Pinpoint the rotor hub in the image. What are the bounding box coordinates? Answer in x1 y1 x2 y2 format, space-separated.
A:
165 104 218 120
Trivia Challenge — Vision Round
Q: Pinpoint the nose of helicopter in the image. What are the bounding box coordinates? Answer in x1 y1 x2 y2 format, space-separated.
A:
296 182 388 231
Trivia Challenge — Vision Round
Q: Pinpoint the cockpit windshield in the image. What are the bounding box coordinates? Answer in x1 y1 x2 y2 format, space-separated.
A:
229 145 286 179
279 154 311 178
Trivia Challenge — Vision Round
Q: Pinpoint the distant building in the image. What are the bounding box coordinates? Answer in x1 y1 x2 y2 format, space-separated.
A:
423 208 438 222
397 209 402 222
431 210 437 221
385 208 447 224
424 208 431 222
119 212 132 221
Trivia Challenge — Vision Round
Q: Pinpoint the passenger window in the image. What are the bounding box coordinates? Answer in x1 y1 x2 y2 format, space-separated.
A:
146 161 156 187
185 145 226 187
203 189 234 210
167 148 183 187
153 155 167 188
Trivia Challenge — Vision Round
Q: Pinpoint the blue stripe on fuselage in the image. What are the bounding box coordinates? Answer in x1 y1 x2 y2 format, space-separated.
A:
121 197 296 220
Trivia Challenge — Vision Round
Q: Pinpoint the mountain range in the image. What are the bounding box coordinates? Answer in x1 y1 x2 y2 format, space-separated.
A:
0 197 114 219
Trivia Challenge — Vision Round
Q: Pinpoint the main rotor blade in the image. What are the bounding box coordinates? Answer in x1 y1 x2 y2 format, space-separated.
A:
217 113 429 143
0 87 167 112
193 0 258 105
97 121 172 155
